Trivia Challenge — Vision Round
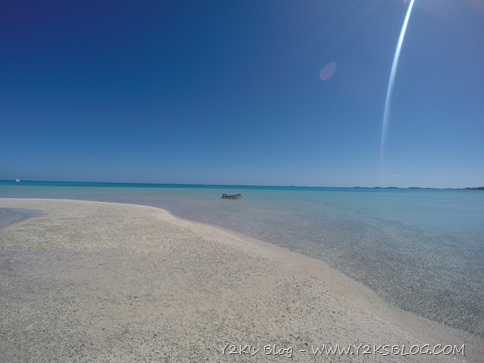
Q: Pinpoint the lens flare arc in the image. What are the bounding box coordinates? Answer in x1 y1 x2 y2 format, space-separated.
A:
380 0 416 182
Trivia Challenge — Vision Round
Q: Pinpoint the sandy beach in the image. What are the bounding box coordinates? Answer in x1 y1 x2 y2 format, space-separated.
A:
0 198 482 362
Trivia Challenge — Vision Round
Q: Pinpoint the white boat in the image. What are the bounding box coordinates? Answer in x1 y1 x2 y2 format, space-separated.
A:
15 179 20 183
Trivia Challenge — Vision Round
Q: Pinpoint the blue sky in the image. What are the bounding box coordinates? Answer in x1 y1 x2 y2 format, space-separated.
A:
1 0 483 187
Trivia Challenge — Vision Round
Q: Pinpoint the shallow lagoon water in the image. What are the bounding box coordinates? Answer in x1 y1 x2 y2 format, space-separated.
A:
0 207 45 229
1 181 483 337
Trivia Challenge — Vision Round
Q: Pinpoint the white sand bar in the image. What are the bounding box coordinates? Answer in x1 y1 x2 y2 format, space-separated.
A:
0 199 482 362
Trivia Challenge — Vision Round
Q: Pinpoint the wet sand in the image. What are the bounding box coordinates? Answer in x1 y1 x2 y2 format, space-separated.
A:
0 198 482 362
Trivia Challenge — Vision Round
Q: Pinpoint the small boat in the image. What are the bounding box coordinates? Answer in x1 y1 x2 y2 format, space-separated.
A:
221 193 242 199
15 179 20 183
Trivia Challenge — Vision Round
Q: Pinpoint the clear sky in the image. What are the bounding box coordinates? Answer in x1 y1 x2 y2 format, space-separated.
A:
1 0 483 187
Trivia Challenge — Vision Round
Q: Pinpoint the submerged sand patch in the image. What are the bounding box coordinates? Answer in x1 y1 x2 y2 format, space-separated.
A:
0 198 482 362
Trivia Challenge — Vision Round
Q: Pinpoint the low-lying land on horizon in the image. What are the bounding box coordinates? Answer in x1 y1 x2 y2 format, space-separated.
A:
1 179 483 190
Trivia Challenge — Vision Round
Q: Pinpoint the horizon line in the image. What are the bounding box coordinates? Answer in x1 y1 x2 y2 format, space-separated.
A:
1 179 482 191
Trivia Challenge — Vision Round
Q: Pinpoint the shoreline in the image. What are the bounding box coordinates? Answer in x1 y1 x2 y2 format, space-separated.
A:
0 198 482 362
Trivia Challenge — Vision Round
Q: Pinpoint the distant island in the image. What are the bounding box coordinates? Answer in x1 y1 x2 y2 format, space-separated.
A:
1 180 483 190
464 186 484 190
354 186 484 190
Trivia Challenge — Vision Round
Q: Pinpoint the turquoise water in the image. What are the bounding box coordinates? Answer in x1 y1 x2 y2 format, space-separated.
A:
1 181 483 337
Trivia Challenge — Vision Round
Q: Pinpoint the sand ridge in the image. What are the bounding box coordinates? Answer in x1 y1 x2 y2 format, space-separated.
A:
0 198 482 362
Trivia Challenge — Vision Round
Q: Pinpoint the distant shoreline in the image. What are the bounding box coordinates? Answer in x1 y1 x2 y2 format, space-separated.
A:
1 179 483 191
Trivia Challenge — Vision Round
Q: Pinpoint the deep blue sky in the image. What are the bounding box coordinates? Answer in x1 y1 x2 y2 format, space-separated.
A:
1 0 483 187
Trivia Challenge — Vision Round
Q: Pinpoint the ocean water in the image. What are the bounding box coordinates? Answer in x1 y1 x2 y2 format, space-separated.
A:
1 181 483 337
